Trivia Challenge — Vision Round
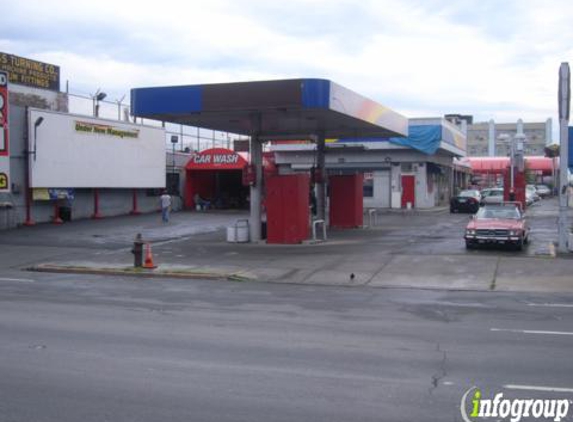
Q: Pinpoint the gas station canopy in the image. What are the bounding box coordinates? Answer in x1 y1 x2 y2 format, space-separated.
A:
131 79 408 139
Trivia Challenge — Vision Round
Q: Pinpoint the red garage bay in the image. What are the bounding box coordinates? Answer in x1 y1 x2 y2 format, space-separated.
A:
185 148 250 210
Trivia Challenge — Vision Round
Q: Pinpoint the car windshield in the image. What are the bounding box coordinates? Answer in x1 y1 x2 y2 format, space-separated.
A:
459 190 478 197
476 206 521 219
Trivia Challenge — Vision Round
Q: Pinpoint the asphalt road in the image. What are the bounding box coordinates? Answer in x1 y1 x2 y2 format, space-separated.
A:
1 273 572 422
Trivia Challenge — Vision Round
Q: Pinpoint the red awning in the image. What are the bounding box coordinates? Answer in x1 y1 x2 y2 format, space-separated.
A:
462 156 555 175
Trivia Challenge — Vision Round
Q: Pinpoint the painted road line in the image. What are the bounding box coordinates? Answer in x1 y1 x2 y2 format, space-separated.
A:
527 303 573 308
504 384 573 394
0 277 35 283
491 328 573 336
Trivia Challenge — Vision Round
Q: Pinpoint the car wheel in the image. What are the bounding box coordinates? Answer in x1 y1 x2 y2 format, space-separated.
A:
524 235 529 245
450 207 456 213
465 241 474 250
514 238 524 251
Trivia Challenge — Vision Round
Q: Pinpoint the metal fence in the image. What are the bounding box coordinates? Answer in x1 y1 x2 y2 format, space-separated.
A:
66 91 248 152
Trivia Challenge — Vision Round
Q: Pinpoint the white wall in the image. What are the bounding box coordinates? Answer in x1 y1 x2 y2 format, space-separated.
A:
391 165 401 208
414 164 426 208
364 170 390 208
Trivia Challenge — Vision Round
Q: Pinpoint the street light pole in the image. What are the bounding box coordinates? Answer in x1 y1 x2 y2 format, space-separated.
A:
92 89 107 118
498 133 514 195
170 135 178 193
558 62 570 253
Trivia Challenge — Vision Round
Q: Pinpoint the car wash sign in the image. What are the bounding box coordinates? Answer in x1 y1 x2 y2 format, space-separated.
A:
186 148 247 170
0 71 9 192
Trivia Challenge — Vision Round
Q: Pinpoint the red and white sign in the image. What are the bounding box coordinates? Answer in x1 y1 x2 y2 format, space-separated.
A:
186 148 247 170
0 70 9 192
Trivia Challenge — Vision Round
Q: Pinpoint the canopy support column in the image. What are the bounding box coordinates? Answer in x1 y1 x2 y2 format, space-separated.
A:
249 114 263 242
316 132 327 221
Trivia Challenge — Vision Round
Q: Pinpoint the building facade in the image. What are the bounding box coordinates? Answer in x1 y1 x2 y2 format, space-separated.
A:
272 118 469 209
464 119 552 157
0 53 171 230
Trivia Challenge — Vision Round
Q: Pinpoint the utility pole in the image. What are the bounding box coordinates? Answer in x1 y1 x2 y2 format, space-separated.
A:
509 134 515 195
558 62 570 253
315 132 327 221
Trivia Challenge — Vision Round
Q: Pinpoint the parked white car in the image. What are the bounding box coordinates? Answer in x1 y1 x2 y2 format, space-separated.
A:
526 185 540 203
480 188 504 205
535 184 551 198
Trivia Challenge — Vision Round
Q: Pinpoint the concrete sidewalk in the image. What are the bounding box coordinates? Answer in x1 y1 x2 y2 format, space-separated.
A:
2 204 570 293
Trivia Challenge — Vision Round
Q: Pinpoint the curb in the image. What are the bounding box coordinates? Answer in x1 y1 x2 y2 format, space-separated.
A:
22 264 573 294
373 207 450 215
26 264 256 282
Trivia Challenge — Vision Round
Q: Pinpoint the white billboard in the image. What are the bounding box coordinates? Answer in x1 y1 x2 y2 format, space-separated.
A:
28 109 166 188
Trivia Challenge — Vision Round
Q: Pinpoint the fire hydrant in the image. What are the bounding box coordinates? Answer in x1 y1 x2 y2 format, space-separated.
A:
131 233 144 268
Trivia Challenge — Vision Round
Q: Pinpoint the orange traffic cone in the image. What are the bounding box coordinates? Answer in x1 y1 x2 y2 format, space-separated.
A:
143 242 157 269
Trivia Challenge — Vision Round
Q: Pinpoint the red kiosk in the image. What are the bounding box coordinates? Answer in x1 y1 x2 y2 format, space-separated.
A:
265 174 310 244
329 174 364 228
503 167 527 208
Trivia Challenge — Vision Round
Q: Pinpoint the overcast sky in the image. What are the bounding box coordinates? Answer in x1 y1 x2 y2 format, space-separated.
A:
2 0 573 137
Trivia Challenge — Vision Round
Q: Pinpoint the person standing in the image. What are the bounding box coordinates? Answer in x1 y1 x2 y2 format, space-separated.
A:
160 191 172 223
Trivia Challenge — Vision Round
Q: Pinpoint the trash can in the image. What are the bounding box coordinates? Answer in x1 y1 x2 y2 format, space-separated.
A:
227 220 249 243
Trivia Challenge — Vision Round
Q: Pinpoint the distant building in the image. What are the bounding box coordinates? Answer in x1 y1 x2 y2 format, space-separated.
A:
460 118 552 157
444 114 473 126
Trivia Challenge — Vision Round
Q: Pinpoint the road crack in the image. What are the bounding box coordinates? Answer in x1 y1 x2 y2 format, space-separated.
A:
429 342 448 395
490 256 501 291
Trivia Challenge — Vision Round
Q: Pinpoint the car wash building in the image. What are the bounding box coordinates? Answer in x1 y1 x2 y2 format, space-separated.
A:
184 147 250 210
271 117 467 209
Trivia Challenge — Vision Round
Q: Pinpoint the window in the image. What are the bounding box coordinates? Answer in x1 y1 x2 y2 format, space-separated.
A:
363 173 373 197
401 163 413 173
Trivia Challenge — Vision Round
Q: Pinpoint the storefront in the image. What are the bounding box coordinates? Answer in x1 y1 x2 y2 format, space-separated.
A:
463 156 556 187
271 118 467 209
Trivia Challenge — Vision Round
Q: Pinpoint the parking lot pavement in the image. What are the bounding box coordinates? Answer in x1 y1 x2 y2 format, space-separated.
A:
495 257 573 292
0 210 246 251
367 254 498 290
2 198 573 293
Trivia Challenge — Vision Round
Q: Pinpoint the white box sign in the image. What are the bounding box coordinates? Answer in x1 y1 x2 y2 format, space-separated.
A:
29 109 166 188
